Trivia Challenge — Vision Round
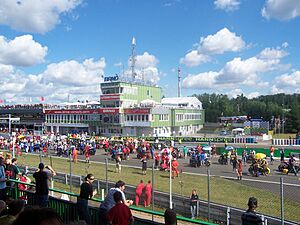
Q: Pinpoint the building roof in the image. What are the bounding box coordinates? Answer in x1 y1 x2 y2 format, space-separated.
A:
161 97 202 109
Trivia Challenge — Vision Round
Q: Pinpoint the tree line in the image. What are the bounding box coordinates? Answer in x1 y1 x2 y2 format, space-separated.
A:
193 93 300 133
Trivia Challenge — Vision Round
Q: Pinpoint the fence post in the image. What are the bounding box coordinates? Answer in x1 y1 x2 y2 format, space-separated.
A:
152 163 155 221
69 154 72 193
105 158 108 195
65 173 68 185
227 207 230 225
207 167 211 222
280 177 284 225
79 176 82 185
196 200 199 217
97 180 100 193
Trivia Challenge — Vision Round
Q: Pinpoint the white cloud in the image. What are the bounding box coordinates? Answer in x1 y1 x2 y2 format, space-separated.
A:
0 35 48 67
0 0 82 34
0 64 14 75
179 50 210 67
198 28 245 55
182 71 219 89
258 47 287 60
247 92 261 99
135 52 158 68
180 28 245 67
262 0 300 20
226 88 243 98
275 71 300 88
42 58 106 86
214 0 240 11
0 58 106 103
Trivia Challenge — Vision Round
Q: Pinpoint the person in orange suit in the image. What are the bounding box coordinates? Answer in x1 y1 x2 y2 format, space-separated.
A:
144 180 152 207
135 180 144 206
172 158 179 179
72 146 78 163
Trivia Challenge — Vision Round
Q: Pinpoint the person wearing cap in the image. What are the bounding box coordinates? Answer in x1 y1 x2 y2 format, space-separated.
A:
76 173 97 225
241 197 263 225
33 162 56 207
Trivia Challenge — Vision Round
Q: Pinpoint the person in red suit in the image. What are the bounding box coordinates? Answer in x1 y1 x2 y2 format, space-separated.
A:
135 180 144 206
172 158 179 179
144 180 152 207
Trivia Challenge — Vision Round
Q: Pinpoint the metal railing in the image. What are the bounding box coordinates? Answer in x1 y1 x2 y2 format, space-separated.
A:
7 179 216 225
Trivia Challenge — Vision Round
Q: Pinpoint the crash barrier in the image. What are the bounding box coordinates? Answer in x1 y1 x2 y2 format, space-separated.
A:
272 139 300 146
107 136 257 144
218 147 300 158
19 166 299 225
7 179 215 225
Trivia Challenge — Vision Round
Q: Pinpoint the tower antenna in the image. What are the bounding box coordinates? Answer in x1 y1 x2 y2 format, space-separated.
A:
178 67 181 97
131 37 137 82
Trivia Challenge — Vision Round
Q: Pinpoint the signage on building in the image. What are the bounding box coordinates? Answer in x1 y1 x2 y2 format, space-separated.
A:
99 108 119 114
104 75 119 82
124 108 150 114
45 109 100 115
100 94 120 101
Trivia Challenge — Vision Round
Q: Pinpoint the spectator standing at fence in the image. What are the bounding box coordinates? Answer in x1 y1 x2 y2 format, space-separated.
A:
144 180 152 207
237 159 243 180
115 155 121 173
98 180 133 225
0 157 7 201
280 148 285 161
190 189 198 219
76 174 97 225
6 158 20 188
164 208 177 225
241 197 263 225
108 191 134 225
33 163 56 207
141 155 147 175
135 180 144 206
72 146 78 163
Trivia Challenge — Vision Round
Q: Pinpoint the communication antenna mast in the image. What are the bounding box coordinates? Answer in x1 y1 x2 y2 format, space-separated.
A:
131 37 137 82
178 67 181 97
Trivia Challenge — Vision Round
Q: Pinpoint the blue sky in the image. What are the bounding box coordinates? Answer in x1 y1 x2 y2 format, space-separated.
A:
0 0 300 103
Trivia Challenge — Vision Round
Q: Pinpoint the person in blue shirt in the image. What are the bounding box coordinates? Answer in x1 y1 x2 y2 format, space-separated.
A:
0 157 7 201
98 180 133 225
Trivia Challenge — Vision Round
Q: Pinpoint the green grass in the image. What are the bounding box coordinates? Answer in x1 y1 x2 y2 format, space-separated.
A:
17 154 300 222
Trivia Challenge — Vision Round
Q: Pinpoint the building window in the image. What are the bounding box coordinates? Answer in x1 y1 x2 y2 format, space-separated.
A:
159 114 169 121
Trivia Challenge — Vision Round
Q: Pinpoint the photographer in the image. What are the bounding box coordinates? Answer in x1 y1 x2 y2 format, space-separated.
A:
33 163 56 207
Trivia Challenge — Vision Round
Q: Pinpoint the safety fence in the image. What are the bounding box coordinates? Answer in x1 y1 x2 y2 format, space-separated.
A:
7 179 215 225
272 139 300 146
18 162 299 225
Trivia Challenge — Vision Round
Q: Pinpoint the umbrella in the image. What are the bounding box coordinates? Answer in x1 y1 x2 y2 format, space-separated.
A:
225 146 234 151
255 153 266 160
18 135 25 139
202 146 212 151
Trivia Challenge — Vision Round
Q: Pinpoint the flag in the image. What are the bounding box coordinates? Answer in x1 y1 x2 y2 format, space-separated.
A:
41 96 45 101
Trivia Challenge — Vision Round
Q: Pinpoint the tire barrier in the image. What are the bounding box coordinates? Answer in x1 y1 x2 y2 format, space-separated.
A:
272 139 300 146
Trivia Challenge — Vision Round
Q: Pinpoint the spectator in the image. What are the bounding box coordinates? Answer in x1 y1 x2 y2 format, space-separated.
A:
98 180 133 225
107 191 134 225
13 207 64 225
0 199 25 225
33 163 56 207
115 155 121 173
280 148 285 162
77 174 97 225
141 156 147 175
237 159 243 180
190 189 198 219
135 180 144 206
6 158 20 188
241 197 263 225
144 180 152 207
164 208 177 225
0 157 7 201
269 146 275 165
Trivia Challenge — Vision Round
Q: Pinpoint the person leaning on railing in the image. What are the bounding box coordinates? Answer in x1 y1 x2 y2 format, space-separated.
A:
76 173 97 225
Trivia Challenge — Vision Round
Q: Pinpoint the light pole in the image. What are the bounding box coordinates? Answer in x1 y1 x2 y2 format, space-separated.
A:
169 153 173 209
